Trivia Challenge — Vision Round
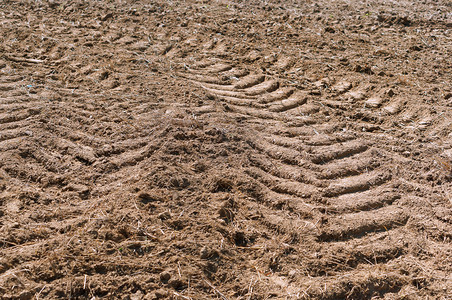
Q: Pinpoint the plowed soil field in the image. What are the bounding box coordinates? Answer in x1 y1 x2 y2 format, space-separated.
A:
1 0 451 299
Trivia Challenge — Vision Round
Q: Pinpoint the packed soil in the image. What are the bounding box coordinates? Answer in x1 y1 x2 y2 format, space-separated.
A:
1 0 451 299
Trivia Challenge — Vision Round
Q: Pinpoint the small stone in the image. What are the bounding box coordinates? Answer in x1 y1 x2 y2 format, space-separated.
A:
160 271 171 282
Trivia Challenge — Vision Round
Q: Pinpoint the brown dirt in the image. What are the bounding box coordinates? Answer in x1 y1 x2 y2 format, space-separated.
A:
1 0 451 299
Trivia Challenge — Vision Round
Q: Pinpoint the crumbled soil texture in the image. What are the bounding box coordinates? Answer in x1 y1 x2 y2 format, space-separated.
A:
1 0 451 299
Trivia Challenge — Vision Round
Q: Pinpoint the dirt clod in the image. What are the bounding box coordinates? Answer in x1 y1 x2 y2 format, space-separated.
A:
159 271 171 283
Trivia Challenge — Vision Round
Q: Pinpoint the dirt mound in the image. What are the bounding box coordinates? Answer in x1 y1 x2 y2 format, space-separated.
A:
1 0 451 299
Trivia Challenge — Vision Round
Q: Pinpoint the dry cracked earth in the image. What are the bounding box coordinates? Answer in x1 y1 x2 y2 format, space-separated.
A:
0 0 451 299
